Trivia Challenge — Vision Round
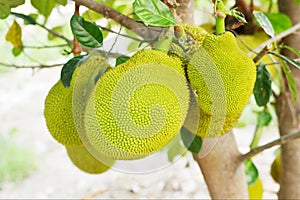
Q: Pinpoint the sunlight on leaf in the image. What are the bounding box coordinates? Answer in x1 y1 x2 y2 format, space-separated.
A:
31 0 56 19
253 11 275 38
132 0 177 26
0 1 10 19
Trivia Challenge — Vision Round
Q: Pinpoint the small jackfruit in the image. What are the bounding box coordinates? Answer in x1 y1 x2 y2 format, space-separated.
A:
44 69 82 147
66 146 115 174
248 177 263 199
184 25 256 137
270 155 281 183
84 50 190 160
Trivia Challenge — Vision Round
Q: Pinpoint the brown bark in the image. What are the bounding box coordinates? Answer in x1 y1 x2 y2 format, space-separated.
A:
276 0 300 198
193 132 248 199
177 0 194 24
72 0 164 39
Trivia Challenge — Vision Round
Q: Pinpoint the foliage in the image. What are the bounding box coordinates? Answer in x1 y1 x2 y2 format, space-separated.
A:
1 0 300 197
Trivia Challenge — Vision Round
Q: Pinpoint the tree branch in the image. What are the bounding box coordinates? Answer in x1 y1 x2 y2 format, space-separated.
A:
248 22 300 57
71 0 164 39
239 130 300 162
0 62 64 69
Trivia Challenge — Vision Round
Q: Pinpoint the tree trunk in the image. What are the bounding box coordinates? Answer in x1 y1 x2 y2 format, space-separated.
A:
176 0 248 198
193 132 248 198
276 1 300 198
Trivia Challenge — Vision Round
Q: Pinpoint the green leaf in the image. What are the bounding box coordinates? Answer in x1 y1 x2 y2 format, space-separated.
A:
270 52 300 69
61 55 88 88
1 0 24 8
0 1 10 19
295 0 300 3
30 0 56 18
180 126 202 153
70 15 103 48
281 61 297 102
5 20 23 48
115 56 130 66
12 47 22 56
82 10 103 21
132 0 178 26
244 159 259 186
48 26 63 40
11 12 37 25
264 13 292 34
254 62 272 107
253 11 275 38
55 0 66 6
257 110 272 127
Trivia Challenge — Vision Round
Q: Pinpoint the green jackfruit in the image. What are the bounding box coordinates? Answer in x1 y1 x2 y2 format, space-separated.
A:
44 54 110 147
44 70 82 147
185 25 256 137
66 146 115 174
84 50 190 160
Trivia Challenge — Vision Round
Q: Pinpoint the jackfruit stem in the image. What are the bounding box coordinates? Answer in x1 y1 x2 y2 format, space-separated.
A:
215 16 225 35
250 126 263 149
214 0 226 34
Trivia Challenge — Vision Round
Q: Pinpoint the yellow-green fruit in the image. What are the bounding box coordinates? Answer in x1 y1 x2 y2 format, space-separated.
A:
66 146 114 174
84 50 190 160
270 155 281 183
185 26 256 137
44 70 82 147
248 178 263 199
237 32 278 78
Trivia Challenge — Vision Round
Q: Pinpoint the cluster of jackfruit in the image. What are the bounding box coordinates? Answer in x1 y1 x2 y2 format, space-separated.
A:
44 24 256 172
44 50 190 167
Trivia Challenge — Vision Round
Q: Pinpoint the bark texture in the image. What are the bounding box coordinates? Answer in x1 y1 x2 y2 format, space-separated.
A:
193 132 248 198
177 0 194 24
276 1 300 198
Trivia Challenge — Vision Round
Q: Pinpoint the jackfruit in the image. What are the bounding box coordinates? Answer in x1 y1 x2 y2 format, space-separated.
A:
248 177 263 199
44 69 82 147
184 25 256 137
66 146 115 174
270 154 281 183
84 50 190 160
44 54 109 147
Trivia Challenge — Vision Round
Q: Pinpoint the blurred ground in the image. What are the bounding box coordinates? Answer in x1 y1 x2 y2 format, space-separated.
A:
0 68 279 199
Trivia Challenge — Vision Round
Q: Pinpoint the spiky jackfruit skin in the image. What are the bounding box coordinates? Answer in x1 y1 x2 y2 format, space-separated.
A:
186 27 256 137
84 50 190 160
183 24 208 44
44 70 82 147
66 146 114 174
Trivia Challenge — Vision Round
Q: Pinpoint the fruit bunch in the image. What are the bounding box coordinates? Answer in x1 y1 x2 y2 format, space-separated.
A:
44 24 256 173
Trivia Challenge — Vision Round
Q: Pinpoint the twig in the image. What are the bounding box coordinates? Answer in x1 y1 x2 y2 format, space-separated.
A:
23 44 69 49
249 22 300 57
0 62 64 69
72 0 164 39
98 25 143 42
239 130 300 162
